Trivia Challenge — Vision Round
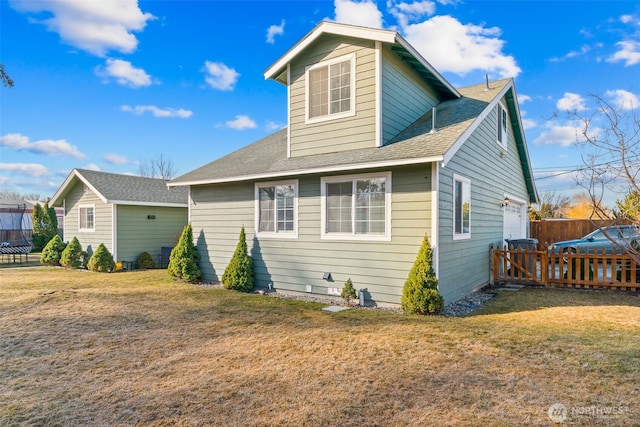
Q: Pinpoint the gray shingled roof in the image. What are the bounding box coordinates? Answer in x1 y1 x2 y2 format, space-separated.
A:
51 169 188 207
170 79 513 187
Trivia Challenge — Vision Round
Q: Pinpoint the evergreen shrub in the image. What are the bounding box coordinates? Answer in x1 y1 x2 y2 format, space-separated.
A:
167 224 201 283
222 226 254 292
401 235 444 315
341 278 357 304
60 236 83 268
40 234 67 266
87 243 115 272
136 251 156 269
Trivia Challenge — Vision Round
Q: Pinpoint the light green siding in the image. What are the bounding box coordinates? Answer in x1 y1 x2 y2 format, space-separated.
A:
437 94 530 302
62 183 113 257
190 164 433 305
115 205 187 263
289 35 377 157
381 45 439 144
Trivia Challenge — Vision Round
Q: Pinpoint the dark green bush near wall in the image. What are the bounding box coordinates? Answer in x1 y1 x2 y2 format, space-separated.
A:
136 251 156 269
87 243 116 272
222 226 254 293
167 224 201 283
60 237 83 268
40 235 67 266
401 235 444 315
563 259 594 280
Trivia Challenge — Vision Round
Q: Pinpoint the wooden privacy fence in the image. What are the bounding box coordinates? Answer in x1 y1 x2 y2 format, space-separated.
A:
491 245 639 291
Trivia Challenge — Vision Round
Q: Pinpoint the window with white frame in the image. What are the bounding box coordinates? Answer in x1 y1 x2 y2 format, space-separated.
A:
453 175 470 239
79 205 95 232
497 103 508 148
321 172 390 240
255 181 298 238
306 54 355 123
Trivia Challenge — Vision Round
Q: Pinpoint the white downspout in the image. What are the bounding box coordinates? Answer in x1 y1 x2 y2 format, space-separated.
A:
431 162 440 279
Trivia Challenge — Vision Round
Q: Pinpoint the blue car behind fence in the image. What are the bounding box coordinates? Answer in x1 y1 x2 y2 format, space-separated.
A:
548 225 640 255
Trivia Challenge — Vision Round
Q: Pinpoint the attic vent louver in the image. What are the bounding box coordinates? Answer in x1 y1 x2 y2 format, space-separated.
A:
429 107 438 134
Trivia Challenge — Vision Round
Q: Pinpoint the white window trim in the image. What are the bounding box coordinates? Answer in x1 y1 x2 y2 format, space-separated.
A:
497 102 508 150
321 171 392 242
78 204 95 232
452 174 471 240
254 180 299 239
304 53 356 124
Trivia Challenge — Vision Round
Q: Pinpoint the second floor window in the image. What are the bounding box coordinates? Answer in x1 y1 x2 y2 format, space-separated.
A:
306 54 355 122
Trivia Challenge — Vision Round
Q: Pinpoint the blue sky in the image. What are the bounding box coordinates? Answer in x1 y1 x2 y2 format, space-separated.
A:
1 0 639 208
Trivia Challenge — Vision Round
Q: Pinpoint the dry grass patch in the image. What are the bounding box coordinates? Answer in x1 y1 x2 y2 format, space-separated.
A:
1 268 639 426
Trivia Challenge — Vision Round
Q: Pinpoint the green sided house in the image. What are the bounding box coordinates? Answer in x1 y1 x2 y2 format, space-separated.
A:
51 169 188 266
169 21 538 305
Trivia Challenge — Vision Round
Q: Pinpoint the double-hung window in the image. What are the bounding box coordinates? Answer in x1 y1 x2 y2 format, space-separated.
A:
321 172 391 241
306 53 355 123
497 103 508 148
453 175 471 240
255 181 298 238
79 205 95 232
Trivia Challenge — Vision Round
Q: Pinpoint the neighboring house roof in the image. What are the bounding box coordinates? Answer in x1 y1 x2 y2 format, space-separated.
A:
50 169 189 208
168 78 538 203
264 21 460 101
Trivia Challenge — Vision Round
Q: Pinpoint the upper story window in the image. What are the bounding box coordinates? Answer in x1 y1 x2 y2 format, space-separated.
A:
79 205 94 232
497 103 508 148
306 53 356 123
453 175 471 240
321 172 391 241
255 180 298 238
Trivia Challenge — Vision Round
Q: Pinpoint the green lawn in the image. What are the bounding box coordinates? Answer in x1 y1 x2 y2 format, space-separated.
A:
1 268 638 426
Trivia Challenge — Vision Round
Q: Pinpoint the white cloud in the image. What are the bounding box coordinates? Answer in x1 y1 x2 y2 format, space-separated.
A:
388 1 436 29
120 105 193 118
0 163 50 177
334 0 383 28
266 20 285 44
83 163 101 171
550 45 591 62
0 133 85 159
556 93 586 111
402 15 521 78
608 40 640 66
104 153 130 165
605 89 639 110
518 94 532 104
9 0 154 57
97 59 152 87
203 61 239 91
265 120 285 131
533 124 579 147
225 115 257 130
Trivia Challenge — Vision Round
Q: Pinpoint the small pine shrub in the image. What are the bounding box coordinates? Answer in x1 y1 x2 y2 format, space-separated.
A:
401 235 444 315
167 224 201 283
341 278 357 304
222 226 254 292
60 236 83 268
87 243 115 272
40 234 67 266
136 251 156 269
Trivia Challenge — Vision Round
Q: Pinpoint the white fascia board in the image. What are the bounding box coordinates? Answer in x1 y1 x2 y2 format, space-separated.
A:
264 21 397 82
166 156 444 187
50 169 108 206
106 200 188 208
394 34 461 98
441 81 513 167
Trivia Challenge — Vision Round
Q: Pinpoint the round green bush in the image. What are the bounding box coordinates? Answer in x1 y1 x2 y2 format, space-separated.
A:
60 236 83 268
40 234 67 266
87 243 115 272
136 251 156 269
